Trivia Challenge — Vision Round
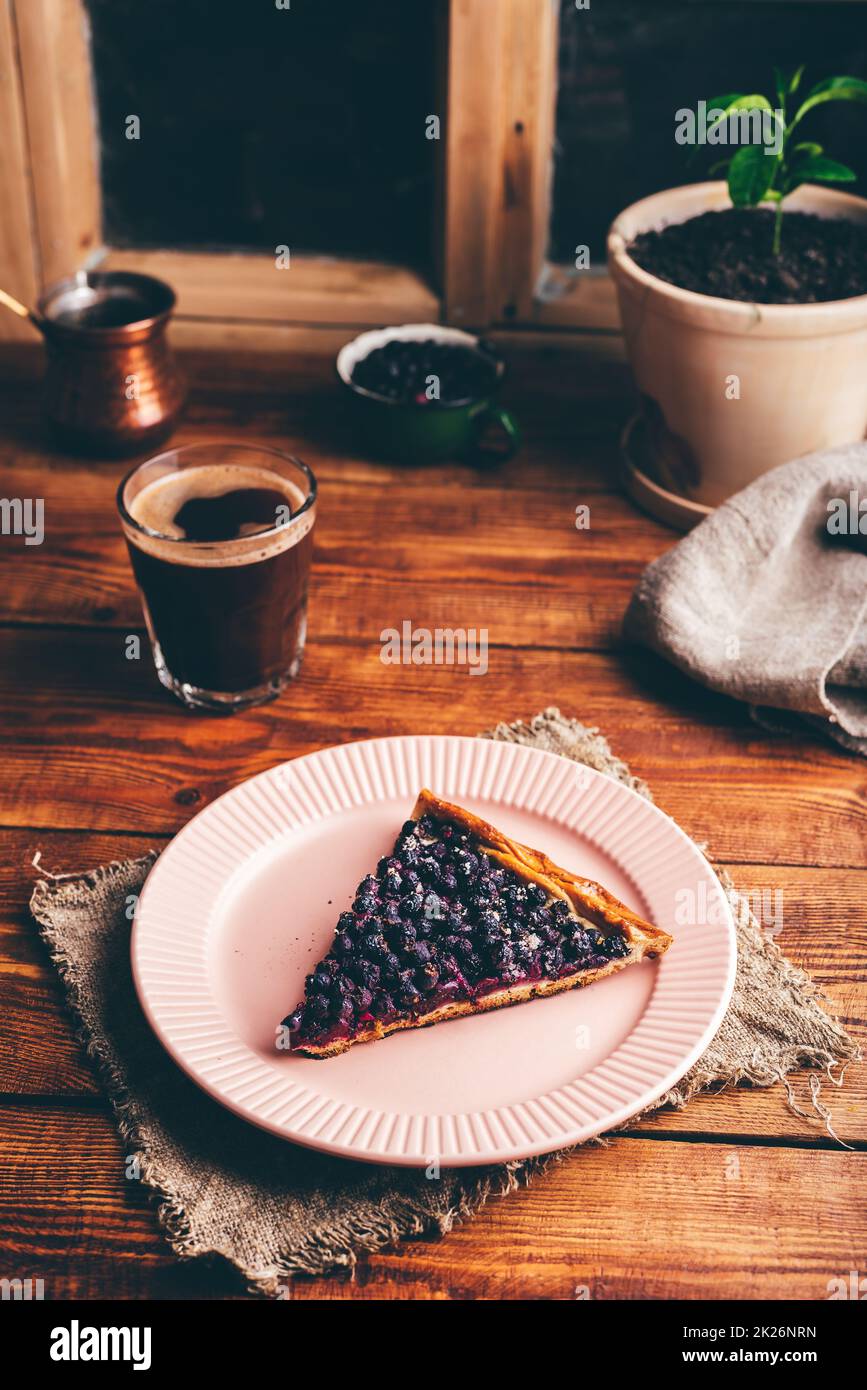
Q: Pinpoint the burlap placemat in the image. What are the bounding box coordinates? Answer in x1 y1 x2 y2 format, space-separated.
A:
29 709 859 1294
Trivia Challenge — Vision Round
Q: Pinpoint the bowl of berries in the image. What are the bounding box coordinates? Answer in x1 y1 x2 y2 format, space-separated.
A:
336 323 520 463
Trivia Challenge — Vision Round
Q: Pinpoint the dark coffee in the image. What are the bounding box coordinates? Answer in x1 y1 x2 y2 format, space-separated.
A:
124 462 315 701
52 294 151 330
173 487 292 542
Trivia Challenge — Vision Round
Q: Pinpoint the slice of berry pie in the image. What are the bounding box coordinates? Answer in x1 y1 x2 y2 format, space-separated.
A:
281 789 673 1058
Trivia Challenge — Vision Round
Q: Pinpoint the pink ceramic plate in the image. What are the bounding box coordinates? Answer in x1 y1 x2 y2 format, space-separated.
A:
132 735 736 1166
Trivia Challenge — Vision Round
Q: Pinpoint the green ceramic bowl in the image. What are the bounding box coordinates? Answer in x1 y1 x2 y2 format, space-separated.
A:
336 323 520 464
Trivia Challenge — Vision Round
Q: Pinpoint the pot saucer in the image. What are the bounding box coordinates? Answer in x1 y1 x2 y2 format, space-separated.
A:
620 413 712 532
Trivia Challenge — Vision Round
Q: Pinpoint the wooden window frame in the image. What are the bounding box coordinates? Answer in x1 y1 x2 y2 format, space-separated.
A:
0 0 618 352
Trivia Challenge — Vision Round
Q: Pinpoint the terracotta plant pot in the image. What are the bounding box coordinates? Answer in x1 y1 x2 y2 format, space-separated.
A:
607 181 867 508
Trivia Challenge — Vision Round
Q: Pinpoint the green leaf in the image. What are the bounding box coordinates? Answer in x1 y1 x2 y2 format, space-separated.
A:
684 93 743 164
705 93 770 139
705 93 744 116
806 75 867 100
791 154 857 183
788 65 805 97
727 144 780 207
782 155 857 200
791 76 867 129
773 65 803 109
791 141 823 159
707 94 786 156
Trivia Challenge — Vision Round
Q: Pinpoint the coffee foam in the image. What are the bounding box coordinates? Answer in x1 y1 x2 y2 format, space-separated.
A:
125 463 314 568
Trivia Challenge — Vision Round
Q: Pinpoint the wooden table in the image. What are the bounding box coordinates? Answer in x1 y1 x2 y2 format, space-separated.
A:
1 345 864 1300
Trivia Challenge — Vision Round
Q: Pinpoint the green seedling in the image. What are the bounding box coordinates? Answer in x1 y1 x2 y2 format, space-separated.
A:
704 68 867 253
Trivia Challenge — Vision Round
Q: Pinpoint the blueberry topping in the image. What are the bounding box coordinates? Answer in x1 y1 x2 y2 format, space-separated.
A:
417 962 439 992
542 945 564 976
423 891 445 920
513 938 534 966
381 868 403 898
399 978 422 1008
382 951 402 978
454 851 478 880
359 931 386 957
350 959 381 988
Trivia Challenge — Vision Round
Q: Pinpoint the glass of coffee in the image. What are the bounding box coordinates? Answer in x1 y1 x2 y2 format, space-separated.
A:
117 442 316 710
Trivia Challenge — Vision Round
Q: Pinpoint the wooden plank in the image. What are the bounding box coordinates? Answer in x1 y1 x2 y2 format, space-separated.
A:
0 457 672 640
0 0 41 342
531 267 622 331
0 629 863 865
442 0 507 326
2 827 863 1143
167 318 627 361
102 248 440 327
0 1104 862 1299
0 300 627 365
171 318 368 363
0 328 864 1304
0 357 634 488
290 1139 867 1300
444 0 618 334
496 0 559 321
0 354 655 650
13 0 102 286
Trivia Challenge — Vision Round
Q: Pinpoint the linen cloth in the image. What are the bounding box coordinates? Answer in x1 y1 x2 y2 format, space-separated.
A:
624 443 867 755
